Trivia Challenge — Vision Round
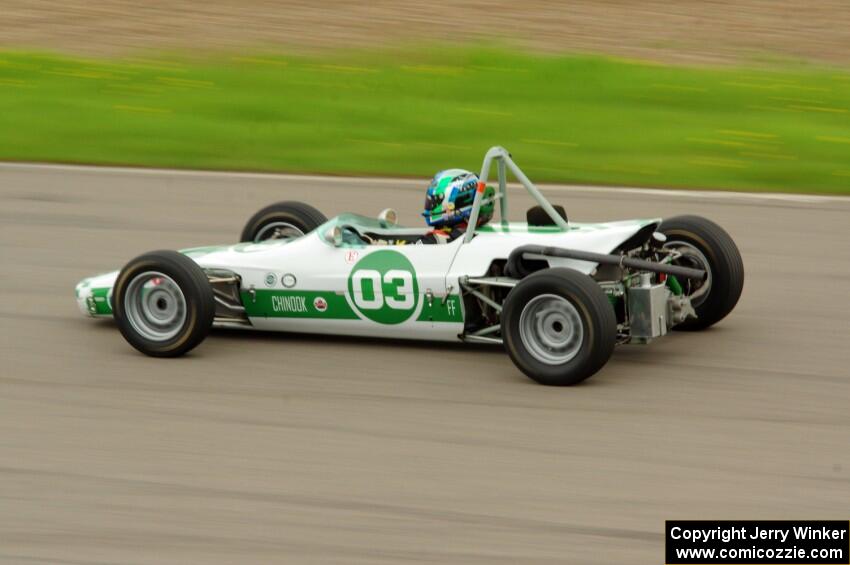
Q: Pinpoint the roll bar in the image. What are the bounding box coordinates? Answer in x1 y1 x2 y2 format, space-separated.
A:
464 146 569 243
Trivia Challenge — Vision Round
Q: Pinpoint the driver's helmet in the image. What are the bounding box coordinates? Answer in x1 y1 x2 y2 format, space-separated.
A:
422 169 495 228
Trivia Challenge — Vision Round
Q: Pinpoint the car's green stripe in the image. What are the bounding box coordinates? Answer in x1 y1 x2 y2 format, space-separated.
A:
241 289 359 319
89 287 113 316
416 294 463 323
85 283 463 323
242 289 463 323
476 220 658 234
477 224 562 234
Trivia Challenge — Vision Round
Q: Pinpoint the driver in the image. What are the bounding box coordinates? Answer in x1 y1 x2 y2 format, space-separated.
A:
420 169 495 244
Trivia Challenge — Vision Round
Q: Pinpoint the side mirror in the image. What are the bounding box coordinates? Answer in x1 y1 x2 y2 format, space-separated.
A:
378 208 398 228
324 225 343 247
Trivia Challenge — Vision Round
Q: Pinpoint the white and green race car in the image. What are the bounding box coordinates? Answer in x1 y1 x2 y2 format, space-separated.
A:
75 147 744 385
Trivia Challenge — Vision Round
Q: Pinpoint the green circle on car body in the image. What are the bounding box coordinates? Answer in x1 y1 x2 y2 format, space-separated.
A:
347 250 419 324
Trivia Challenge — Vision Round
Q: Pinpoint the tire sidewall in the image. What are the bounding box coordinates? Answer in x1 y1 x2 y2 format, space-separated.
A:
662 229 721 307
240 202 327 242
502 269 614 386
660 216 743 329
113 252 209 356
246 211 313 242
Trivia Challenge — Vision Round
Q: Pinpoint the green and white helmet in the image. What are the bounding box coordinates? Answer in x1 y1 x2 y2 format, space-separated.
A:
422 169 495 228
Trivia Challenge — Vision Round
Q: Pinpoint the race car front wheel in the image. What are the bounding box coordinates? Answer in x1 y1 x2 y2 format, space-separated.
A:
502 268 616 386
113 250 215 357
240 201 328 242
659 215 744 331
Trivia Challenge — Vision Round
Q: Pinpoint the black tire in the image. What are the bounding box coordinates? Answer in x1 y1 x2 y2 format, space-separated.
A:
659 215 744 331
526 204 567 226
502 268 616 386
113 250 215 357
240 201 327 242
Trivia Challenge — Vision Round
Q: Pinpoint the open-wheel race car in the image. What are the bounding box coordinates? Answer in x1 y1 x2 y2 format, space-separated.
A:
75 147 744 385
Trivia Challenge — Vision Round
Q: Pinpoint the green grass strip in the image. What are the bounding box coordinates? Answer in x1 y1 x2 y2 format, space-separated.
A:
2 48 850 193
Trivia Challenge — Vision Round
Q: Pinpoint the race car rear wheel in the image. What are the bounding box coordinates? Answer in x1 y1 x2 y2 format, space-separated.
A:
240 201 327 242
502 268 616 386
659 215 744 331
113 250 215 357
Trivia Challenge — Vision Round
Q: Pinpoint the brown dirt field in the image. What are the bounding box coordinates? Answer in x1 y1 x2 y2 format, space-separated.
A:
1 0 850 65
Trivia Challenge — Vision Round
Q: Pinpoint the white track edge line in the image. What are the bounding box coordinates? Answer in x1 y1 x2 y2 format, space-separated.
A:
1 161 847 203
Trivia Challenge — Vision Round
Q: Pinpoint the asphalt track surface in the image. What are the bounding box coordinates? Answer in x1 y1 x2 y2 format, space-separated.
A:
1 164 849 564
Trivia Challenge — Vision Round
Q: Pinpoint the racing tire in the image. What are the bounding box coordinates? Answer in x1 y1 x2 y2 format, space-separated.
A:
526 204 568 226
113 250 215 357
502 268 616 386
240 201 327 242
659 215 744 331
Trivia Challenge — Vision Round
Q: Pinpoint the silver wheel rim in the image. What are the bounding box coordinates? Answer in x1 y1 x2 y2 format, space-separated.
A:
663 240 712 307
519 294 584 365
124 271 187 341
254 221 304 242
